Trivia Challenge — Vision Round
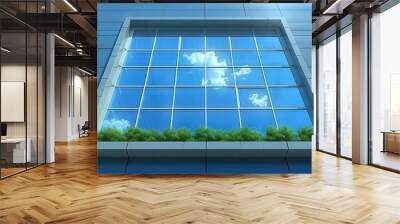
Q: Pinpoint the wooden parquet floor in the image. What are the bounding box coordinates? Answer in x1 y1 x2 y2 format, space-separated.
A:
1 135 400 224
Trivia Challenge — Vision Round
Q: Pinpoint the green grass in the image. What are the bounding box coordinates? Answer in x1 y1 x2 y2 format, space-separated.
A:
98 126 313 142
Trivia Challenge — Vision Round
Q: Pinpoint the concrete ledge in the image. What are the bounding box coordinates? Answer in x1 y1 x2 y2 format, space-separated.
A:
287 141 311 158
97 141 311 174
97 142 128 158
207 141 288 158
127 142 205 158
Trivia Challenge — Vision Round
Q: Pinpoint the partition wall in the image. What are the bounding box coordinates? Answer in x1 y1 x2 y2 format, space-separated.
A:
0 1 46 179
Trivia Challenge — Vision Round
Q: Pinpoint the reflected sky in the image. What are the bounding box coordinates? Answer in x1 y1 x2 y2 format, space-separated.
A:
182 50 232 86
249 93 269 107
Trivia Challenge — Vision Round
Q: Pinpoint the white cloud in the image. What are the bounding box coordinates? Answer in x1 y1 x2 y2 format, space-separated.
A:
102 118 131 130
207 68 229 86
249 93 269 108
234 66 252 77
183 51 228 67
183 51 230 86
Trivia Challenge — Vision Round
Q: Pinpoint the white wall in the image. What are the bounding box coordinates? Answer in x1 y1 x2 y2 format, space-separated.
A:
55 67 89 141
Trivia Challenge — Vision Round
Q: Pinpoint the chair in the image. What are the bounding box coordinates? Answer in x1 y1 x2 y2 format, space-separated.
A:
79 121 90 138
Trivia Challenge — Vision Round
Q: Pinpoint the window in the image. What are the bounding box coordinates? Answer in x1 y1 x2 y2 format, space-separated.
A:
147 68 176 86
339 27 352 158
118 68 147 86
240 110 276 132
175 88 205 108
259 51 289 67
110 88 142 108
142 88 173 108
207 87 237 108
317 35 337 154
235 67 265 86
173 110 205 131
371 4 400 171
238 89 270 108
207 110 240 130
125 51 151 66
177 68 205 86
105 28 312 133
138 110 171 130
104 110 138 129
264 68 296 85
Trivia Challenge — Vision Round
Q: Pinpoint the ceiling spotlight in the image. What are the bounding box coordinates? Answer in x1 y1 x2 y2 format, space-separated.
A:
78 67 93 76
1 47 11 53
54 34 75 48
63 0 78 12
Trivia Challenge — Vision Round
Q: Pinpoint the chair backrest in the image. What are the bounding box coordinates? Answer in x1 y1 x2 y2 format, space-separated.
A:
82 121 90 129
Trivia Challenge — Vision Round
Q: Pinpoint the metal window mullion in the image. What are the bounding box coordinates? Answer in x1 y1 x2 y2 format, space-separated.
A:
135 30 157 128
253 31 279 128
170 35 181 129
228 35 242 128
204 32 207 128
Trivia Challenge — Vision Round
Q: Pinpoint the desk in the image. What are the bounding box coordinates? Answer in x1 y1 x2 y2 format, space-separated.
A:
382 131 400 154
1 138 31 163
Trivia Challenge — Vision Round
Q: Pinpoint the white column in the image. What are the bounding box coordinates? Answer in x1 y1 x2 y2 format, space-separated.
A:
46 32 55 163
352 14 369 164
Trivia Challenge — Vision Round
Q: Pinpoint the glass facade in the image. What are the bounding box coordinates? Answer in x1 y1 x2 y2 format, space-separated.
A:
103 29 312 133
370 4 400 171
0 3 46 179
317 35 337 154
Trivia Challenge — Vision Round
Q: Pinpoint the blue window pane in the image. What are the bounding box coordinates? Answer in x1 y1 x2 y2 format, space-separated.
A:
256 36 283 50
231 36 256 49
125 51 151 66
172 110 205 132
118 68 147 85
207 88 237 108
103 110 137 130
147 68 176 86
130 36 154 50
259 51 289 67
206 36 229 49
235 67 265 86
151 51 177 66
238 89 270 108
275 110 312 130
142 88 173 108
269 88 306 108
177 68 205 86
206 68 234 86
181 36 205 50
207 110 240 130
179 51 206 66
264 68 296 85
175 88 205 108
138 110 171 131
232 51 260 67
206 51 232 67
155 34 179 49
240 110 276 133
110 88 142 108
180 51 231 67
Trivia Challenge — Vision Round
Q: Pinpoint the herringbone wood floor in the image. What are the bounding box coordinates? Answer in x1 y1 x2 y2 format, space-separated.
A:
1 135 400 224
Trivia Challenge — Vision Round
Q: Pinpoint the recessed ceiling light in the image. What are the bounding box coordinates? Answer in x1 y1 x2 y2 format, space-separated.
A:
54 34 75 48
63 0 78 12
78 67 93 76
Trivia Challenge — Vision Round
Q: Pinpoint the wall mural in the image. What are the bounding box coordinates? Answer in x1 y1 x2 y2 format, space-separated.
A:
97 3 313 174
